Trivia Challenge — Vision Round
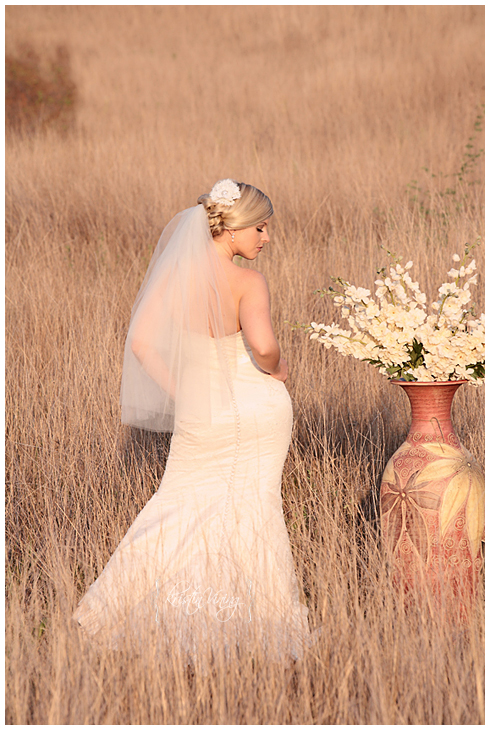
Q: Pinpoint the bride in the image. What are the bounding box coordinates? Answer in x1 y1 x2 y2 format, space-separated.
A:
73 179 311 660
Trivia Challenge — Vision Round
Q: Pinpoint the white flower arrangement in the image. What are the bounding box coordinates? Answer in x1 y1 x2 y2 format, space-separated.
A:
209 179 241 207
306 244 484 385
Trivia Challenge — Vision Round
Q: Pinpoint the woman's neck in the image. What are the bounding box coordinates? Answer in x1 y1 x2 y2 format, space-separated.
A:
213 237 235 262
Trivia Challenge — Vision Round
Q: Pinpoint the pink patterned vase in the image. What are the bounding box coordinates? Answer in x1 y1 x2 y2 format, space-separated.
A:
380 381 484 618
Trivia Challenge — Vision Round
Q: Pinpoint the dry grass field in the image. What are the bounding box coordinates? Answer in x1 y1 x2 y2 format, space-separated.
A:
6 6 484 725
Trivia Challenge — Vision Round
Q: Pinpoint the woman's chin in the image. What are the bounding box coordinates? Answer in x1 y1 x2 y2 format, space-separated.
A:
235 253 256 262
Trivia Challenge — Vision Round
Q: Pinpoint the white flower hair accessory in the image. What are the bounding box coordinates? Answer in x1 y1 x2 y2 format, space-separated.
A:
209 179 241 207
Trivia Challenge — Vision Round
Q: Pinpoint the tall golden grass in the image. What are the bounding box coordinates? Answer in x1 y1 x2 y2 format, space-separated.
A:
6 6 484 724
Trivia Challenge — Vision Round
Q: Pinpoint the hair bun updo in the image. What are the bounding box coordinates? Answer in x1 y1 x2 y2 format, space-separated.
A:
198 181 273 238
197 193 231 237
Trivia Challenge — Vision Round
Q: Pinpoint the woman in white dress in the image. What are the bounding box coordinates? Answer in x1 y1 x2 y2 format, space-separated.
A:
73 180 311 660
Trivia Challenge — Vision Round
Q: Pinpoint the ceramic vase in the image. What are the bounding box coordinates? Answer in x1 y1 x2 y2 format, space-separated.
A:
380 381 484 617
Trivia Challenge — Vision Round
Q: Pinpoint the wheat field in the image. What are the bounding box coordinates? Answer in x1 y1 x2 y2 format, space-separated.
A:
6 6 485 725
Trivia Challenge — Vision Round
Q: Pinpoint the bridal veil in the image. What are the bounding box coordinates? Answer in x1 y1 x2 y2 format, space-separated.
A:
120 204 238 432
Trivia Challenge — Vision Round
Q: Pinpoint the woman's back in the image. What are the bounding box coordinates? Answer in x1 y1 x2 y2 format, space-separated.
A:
213 228 287 382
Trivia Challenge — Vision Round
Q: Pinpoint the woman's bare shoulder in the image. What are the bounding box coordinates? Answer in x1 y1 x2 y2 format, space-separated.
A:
230 265 268 294
219 258 269 305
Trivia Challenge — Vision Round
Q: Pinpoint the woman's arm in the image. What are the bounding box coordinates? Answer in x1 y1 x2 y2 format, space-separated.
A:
239 270 287 381
131 337 177 399
129 281 177 399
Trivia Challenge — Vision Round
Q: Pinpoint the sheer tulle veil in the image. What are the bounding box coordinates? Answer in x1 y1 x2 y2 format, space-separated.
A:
120 204 237 432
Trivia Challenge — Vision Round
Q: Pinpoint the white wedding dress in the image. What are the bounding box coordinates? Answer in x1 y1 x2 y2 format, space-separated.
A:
73 330 311 660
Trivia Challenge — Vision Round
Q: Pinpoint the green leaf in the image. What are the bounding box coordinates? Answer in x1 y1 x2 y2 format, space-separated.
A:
467 362 485 379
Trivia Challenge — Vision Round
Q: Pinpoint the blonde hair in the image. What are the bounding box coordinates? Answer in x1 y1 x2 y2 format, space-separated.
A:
198 182 273 237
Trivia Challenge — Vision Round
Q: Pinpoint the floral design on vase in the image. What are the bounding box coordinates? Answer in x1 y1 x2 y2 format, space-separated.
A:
380 381 484 617
381 464 440 565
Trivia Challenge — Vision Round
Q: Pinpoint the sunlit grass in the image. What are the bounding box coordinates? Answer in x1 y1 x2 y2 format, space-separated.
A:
6 5 484 724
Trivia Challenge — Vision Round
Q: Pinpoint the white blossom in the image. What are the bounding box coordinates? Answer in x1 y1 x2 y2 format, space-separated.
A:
305 250 484 385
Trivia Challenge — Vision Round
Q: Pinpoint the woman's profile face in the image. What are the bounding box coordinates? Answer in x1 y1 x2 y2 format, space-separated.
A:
234 219 270 260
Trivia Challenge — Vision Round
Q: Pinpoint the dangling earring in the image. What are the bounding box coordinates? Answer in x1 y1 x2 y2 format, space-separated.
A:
231 231 235 243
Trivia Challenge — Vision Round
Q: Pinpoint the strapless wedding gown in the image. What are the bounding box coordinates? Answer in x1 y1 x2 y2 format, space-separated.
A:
73 331 310 659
